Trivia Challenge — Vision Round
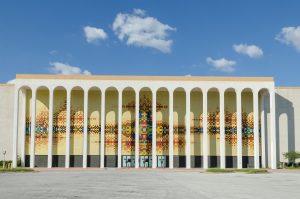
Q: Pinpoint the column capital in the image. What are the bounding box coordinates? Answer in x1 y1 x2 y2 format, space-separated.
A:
151 87 158 94
218 88 226 94
184 88 192 94
202 89 208 95
252 88 260 96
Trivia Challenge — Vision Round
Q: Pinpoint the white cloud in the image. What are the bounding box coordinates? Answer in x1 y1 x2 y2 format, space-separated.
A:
233 44 263 58
206 57 236 73
112 9 176 53
49 62 91 75
133 8 146 16
275 26 300 52
6 79 15 84
84 26 107 43
49 50 58 55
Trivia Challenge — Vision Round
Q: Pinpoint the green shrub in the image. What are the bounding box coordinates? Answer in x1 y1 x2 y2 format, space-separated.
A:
0 168 34 172
206 168 234 173
235 169 268 174
283 151 300 167
0 160 12 168
206 168 268 174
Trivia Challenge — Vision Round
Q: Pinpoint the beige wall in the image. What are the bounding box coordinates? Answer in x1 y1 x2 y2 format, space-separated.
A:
2 84 300 166
0 85 14 161
275 88 300 163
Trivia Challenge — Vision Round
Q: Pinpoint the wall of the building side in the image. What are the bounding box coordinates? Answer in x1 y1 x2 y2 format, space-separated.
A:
0 85 14 161
275 87 300 164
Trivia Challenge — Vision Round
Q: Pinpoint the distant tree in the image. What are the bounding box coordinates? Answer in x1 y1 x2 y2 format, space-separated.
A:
283 151 300 167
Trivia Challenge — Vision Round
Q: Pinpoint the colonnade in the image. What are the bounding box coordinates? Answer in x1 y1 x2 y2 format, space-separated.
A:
12 82 277 169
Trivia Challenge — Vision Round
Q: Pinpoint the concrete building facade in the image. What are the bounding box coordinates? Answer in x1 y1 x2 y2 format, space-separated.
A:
0 74 299 169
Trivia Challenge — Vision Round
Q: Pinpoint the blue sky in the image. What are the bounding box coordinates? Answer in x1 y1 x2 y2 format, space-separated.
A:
0 1 300 86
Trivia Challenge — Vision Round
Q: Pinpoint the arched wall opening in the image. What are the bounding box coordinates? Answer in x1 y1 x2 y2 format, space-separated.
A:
190 88 203 168
69 86 84 167
241 88 254 168
52 86 67 167
121 87 135 168
156 87 169 168
224 88 237 168
207 88 220 168
34 86 50 167
105 87 119 168
173 87 186 168
87 87 101 167
139 87 152 168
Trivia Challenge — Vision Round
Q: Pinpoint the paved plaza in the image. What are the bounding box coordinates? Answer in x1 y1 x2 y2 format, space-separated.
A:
1 169 300 199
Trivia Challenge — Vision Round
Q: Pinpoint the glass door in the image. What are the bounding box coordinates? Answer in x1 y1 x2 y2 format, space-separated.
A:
157 156 167 168
122 155 135 168
139 156 152 168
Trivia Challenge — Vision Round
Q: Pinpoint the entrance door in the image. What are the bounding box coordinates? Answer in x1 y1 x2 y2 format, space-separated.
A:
157 156 167 168
139 156 152 168
122 155 135 168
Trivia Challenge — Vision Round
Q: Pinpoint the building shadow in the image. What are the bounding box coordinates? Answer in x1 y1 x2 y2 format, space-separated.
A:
264 93 295 166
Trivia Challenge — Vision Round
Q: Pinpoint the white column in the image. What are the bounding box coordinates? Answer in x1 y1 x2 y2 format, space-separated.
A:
169 90 174 169
117 90 122 168
65 89 71 168
253 90 260 169
260 92 266 168
236 90 243 169
135 90 140 168
220 90 225 168
186 90 191 169
152 90 157 168
270 88 277 169
20 89 26 167
30 89 36 168
12 87 20 168
47 89 53 168
100 91 105 168
203 90 208 169
83 90 88 168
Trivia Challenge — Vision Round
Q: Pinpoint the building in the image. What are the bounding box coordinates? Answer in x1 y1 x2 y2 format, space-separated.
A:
1 74 300 169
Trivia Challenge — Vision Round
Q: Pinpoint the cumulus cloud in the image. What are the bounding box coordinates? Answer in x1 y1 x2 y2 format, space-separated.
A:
84 26 107 43
49 62 91 75
276 26 300 52
206 57 236 73
112 9 175 53
233 44 263 58
133 8 146 16
6 79 16 84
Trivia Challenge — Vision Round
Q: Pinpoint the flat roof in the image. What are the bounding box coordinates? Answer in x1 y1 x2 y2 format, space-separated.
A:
16 74 274 82
276 86 300 89
0 84 14 86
